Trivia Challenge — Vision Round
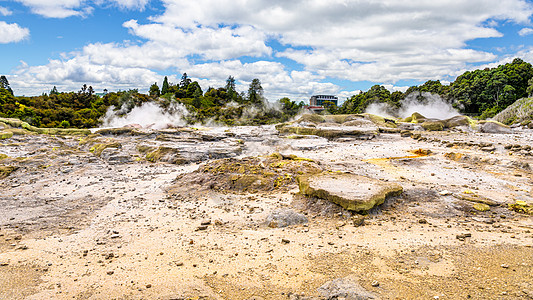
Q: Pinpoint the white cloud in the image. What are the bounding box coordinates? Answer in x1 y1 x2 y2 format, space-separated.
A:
9 0 533 100
123 20 271 60
93 0 150 10
519 27 533 36
15 0 150 18
0 21 30 43
12 56 162 95
110 0 150 10
139 0 533 85
383 85 410 93
14 0 89 18
0 6 12 16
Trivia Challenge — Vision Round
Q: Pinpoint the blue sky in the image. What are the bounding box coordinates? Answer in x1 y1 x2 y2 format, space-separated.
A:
1 0 533 102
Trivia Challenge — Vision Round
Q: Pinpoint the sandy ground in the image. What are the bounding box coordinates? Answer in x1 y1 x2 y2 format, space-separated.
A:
0 126 532 299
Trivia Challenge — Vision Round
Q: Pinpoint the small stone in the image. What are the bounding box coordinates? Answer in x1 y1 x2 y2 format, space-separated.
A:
201 220 211 226
107 270 114 275
418 219 428 224
146 284 152 288
501 264 509 269
371 280 380 287
439 190 452 196
110 234 121 239
0 262 9 266
281 238 290 244
352 215 365 227
196 225 208 231
456 233 471 241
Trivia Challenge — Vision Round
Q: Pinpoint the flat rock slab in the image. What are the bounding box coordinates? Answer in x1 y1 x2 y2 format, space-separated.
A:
298 173 403 212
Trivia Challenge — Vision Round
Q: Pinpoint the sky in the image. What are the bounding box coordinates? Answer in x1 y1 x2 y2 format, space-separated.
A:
1 0 533 103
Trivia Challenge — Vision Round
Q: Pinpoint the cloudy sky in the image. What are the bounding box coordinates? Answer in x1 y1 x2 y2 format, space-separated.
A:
1 0 533 102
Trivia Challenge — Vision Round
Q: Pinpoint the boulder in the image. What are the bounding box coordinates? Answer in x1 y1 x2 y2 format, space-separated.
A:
479 121 512 134
297 173 403 212
277 124 378 140
276 114 395 140
421 120 445 131
444 115 471 128
403 112 427 123
266 209 308 228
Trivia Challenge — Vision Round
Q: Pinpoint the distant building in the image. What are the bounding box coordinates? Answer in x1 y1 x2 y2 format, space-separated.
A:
310 95 338 106
304 95 338 113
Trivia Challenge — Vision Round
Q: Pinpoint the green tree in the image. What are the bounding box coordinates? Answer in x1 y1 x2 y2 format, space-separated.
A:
50 86 59 95
161 76 169 95
527 77 533 97
59 120 70 128
186 81 202 98
192 87 203 108
180 73 192 90
341 85 391 114
0 75 14 96
149 82 160 97
247 78 264 106
225 76 236 101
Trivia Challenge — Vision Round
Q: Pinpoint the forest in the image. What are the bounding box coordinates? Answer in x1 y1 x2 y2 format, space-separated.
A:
1 58 532 128
338 58 533 119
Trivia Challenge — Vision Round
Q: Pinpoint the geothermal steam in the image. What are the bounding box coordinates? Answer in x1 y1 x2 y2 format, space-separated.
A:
102 102 190 129
366 92 461 119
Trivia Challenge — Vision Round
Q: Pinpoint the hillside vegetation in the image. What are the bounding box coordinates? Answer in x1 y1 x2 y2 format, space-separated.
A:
1 59 533 128
339 58 533 121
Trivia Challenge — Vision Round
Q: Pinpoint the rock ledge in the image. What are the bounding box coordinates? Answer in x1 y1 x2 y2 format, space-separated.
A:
298 173 403 212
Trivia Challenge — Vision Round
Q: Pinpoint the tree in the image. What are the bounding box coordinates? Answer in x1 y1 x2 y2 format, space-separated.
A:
225 76 236 101
50 86 59 95
180 73 191 90
247 78 264 106
186 81 202 98
527 77 533 97
0 75 14 96
192 87 203 108
161 76 169 95
149 82 160 97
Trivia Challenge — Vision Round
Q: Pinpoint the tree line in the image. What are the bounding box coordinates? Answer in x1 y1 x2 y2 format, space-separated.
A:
336 58 533 119
0 74 303 128
1 58 532 128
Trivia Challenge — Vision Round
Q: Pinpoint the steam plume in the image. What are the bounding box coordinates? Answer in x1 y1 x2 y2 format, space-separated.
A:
365 92 461 119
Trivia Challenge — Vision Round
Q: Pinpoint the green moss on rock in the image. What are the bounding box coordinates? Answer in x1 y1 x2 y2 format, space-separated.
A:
0 117 90 136
421 120 445 131
0 131 14 139
509 200 533 215
173 155 323 193
144 146 186 164
0 165 18 179
90 142 122 156
473 203 490 212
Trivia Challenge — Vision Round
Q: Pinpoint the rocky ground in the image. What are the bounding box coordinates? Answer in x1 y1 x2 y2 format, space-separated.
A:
0 115 532 299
